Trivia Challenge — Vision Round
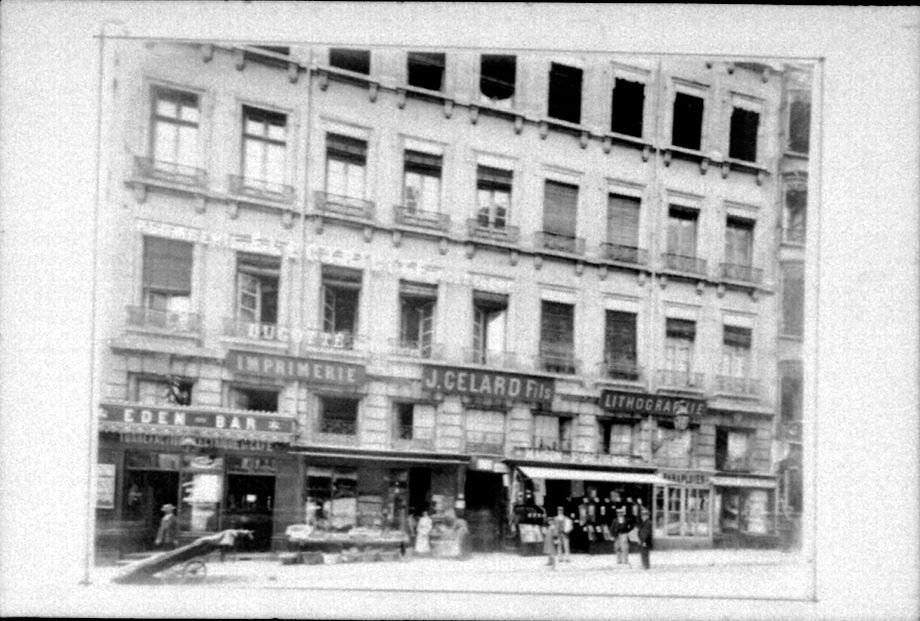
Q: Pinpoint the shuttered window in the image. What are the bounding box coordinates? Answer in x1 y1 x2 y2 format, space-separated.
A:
543 180 578 238
607 194 640 248
540 301 574 347
143 237 193 295
725 217 754 267
667 207 698 257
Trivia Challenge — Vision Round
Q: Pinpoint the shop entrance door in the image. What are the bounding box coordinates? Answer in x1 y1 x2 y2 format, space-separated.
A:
123 470 179 552
225 474 275 552
465 471 503 551
408 468 431 517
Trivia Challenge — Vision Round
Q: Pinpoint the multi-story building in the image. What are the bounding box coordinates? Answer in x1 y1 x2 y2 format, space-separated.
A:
93 40 810 557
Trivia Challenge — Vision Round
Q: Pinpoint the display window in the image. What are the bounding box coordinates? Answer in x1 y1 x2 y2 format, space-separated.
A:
716 487 774 535
654 484 710 537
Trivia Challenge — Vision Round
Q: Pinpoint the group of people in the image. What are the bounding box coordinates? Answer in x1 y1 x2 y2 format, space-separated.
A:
541 504 652 569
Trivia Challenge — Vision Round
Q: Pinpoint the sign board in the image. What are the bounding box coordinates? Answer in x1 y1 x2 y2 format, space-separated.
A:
99 403 295 434
226 350 365 388
600 390 706 417
96 463 116 509
422 366 554 405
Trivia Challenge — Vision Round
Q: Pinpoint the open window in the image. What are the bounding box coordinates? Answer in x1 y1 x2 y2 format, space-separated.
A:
547 62 582 124
610 78 645 137
236 253 280 325
480 54 516 107
728 104 760 162
321 265 361 346
671 91 705 150
329 48 370 74
228 386 279 412
407 52 446 91
399 281 437 357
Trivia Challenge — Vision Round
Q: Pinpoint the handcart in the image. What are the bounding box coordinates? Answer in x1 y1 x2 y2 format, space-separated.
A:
111 529 253 585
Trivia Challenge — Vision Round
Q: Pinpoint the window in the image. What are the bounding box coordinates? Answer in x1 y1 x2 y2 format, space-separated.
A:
394 403 415 440
533 415 572 451
325 133 367 199
543 180 578 238
715 428 753 472
393 403 434 443
722 325 752 379
237 253 279 325
784 184 807 244
329 48 370 74
476 166 512 229
399 281 437 357
318 396 359 435
725 217 754 267
606 193 641 258
136 376 193 406
241 106 286 185
540 301 575 374
465 409 505 454
403 150 442 213
472 291 508 364
142 236 193 314
407 52 445 91
671 91 704 150
599 420 634 456
547 62 582 124
664 318 695 374
151 87 199 167
604 310 638 379
228 386 279 412
305 466 358 530
321 265 361 344
781 262 805 337
780 362 803 423
788 91 810 154
728 106 760 162
610 78 645 137
479 54 516 107
667 207 699 258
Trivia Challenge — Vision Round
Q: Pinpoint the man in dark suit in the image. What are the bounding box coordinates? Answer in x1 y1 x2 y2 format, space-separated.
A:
637 506 653 570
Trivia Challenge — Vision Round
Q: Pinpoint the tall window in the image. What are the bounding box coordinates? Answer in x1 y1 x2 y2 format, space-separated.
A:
321 266 361 344
606 193 641 256
664 318 695 375
480 54 516 107
136 376 193 406
472 291 508 364
604 311 638 379
318 396 359 435
399 281 437 357
228 386 279 412
547 62 582 124
403 150 442 213
237 253 279 325
671 91 704 150
325 133 367 199
241 106 286 185
476 166 512 229
722 325 752 379
667 207 699 258
784 184 807 244
151 87 199 167
728 106 760 162
394 403 415 440
407 52 445 91
142 236 193 314
781 262 805 337
533 415 572 451
725 217 754 267
540 301 575 374
543 180 578 238
788 91 811 154
329 48 370 74
715 428 753 472
610 78 645 137
599 420 634 456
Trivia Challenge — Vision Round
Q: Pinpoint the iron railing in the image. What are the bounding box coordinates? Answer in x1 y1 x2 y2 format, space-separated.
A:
720 263 764 285
600 243 648 266
599 358 643 382
466 218 521 244
388 339 444 360
126 305 201 333
532 436 572 452
716 375 760 396
313 191 375 221
536 343 580 375
463 348 520 368
464 431 505 455
315 418 357 436
656 369 705 390
534 231 586 255
228 174 295 203
662 253 707 276
393 205 450 231
134 156 208 188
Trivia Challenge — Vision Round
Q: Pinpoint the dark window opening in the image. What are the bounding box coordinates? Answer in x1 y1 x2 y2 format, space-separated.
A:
540 301 575 374
319 397 359 435
729 107 760 162
395 403 414 440
780 366 803 423
548 62 582 125
672 92 704 150
407 52 446 92
329 48 371 75
604 311 637 379
399 282 437 356
610 78 645 137
230 387 279 412
237 253 279 324
480 54 516 104
788 97 811 154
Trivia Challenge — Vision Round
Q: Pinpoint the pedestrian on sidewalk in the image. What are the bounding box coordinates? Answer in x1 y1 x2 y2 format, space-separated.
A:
637 507 653 570
612 506 631 566
552 506 571 563
543 516 559 569
154 504 178 550
414 510 433 556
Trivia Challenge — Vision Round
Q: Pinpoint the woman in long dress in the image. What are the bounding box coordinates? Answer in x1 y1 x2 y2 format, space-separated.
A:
414 511 433 555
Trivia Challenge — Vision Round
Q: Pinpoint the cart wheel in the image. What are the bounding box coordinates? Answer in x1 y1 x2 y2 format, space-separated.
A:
181 559 207 583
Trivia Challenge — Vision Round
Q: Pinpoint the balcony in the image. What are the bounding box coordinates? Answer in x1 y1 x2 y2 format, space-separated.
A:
391 425 435 451
126 305 200 334
782 226 806 245
464 431 505 455
532 436 572 452
313 191 375 222
462 348 520 369
598 358 643 382
296 329 363 355
228 174 295 204
133 156 208 188
466 219 521 245
599 243 648 267
662 253 707 277
533 231 586 256
388 339 444 360
536 343 580 375
393 205 450 232
716 457 754 474
312 418 358 446
716 375 760 397
656 369 705 391
720 263 764 285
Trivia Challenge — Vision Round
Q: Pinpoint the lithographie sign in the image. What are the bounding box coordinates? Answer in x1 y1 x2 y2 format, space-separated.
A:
422 366 555 405
226 350 366 387
99 403 295 434
600 390 706 417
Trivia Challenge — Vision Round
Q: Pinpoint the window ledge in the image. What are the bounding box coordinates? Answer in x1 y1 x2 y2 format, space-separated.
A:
218 335 290 353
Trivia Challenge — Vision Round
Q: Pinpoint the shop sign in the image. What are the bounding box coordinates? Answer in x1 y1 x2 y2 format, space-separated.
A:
226 350 365 387
422 366 554 405
600 390 706 417
660 471 710 486
96 463 116 509
99 403 295 434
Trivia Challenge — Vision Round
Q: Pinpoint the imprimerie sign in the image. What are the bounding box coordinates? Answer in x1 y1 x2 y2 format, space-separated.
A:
600 390 706 416
422 366 554 405
226 350 365 387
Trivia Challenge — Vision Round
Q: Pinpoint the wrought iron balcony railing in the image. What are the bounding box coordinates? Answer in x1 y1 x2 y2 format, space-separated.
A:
533 231 586 256
134 156 208 188
388 339 444 360
228 174 295 203
126 305 201 333
315 418 357 436
313 191 375 221
222 317 284 341
656 369 705 390
599 243 648 266
462 348 520 369
466 218 521 244
464 431 505 455
716 375 760 397
720 263 764 285
532 436 572 452
662 253 708 276
716 457 754 473
536 343 580 375
783 226 806 245
393 205 450 231
598 358 643 382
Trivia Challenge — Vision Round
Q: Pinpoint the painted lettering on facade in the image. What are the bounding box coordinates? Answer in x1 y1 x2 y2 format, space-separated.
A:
422 366 554 405
225 351 365 386
99 403 295 434
600 390 706 417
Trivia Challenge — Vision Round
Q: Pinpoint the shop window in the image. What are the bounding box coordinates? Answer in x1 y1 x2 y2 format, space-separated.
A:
604 310 638 380
610 78 644 137
407 51 445 92
318 396 359 436
321 265 361 346
399 281 437 357
476 166 512 229
718 488 772 535
472 291 508 365
539 301 575 374
533 414 571 451
721 325 752 382
547 62 582 124
666 207 698 260
228 387 279 412
142 236 193 315
241 106 287 185
606 193 641 255
725 217 754 268
135 376 193 406
325 133 367 199
781 262 805 337
329 48 370 75
715 428 753 472
543 180 578 239
787 91 811 154
654 485 710 538
780 362 803 423
599 420 634 456
403 150 442 213
784 184 807 244
479 54 516 107
237 253 279 325
728 106 760 162
150 87 199 167
671 91 704 151
305 466 358 530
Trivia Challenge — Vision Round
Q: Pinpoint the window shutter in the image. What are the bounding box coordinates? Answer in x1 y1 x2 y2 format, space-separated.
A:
543 180 578 237
604 311 637 360
143 237 193 294
404 150 442 177
607 194 640 247
541 301 574 345
326 133 367 164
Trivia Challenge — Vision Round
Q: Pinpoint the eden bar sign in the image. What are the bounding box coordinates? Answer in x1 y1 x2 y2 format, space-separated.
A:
600 390 706 416
422 366 555 405
226 350 365 387
99 404 295 433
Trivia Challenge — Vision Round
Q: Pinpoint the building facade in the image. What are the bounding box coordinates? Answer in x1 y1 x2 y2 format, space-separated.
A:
94 41 811 557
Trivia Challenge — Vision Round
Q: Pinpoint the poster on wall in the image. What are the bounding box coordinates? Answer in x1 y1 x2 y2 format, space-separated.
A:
96 464 116 509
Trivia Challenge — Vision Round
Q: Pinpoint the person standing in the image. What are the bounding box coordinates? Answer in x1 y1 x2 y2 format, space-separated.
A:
612 506 632 566
154 503 178 550
552 506 571 563
414 510 433 555
637 507 653 569
543 516 559 568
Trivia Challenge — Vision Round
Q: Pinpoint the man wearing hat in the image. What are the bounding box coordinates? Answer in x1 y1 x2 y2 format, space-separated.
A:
155 503 178 549
612 505 632 566
636 506 653 569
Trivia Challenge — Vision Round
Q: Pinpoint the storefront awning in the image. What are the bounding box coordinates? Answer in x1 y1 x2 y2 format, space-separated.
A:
518 465 669 485
711 475 777 489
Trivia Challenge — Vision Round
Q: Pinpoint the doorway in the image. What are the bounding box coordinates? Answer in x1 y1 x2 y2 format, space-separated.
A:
408 467 431 517
225 474 275 551
122 469 180 552
465 471 504 551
